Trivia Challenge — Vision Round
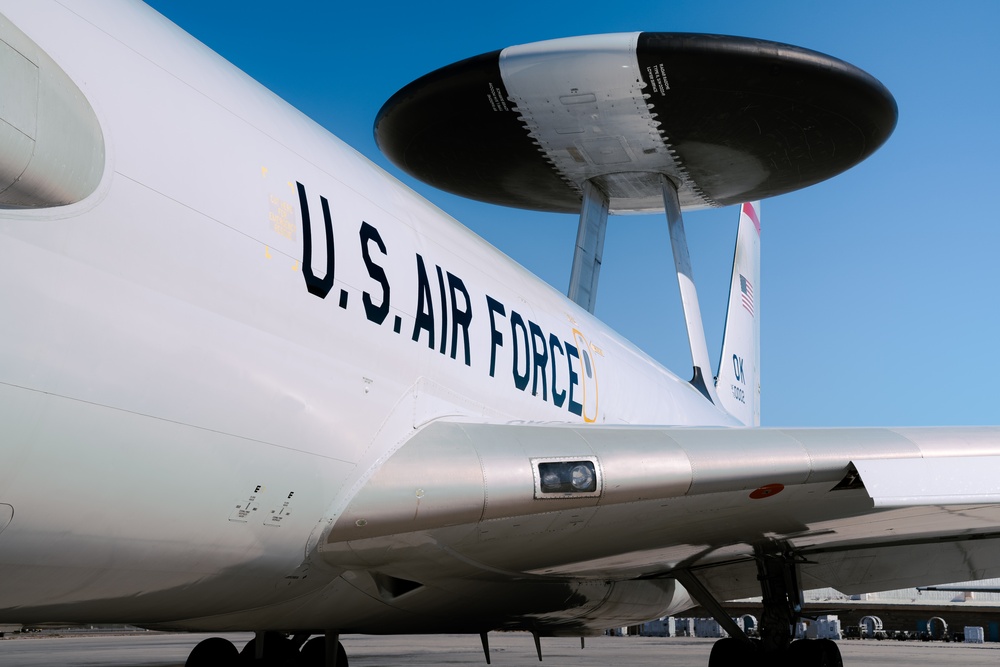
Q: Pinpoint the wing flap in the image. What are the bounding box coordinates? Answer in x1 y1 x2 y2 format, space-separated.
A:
855 455 1000 507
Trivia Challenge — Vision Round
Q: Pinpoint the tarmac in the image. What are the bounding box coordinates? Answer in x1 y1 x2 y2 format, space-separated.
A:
3 631 1000 667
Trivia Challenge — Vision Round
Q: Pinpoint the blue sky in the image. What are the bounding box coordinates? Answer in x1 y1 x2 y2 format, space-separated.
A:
146 1 1000 427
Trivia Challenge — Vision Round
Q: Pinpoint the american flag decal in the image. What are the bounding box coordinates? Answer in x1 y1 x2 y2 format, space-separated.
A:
739 274 754 316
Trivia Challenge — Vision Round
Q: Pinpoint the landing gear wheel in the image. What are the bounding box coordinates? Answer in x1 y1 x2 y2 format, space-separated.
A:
300 636 349 667
185 637 239 667
786 639 842 666
815 639 843 667
708 637 758 666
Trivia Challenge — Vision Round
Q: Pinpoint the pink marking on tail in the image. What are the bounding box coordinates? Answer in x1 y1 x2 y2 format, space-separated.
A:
742 202 761 236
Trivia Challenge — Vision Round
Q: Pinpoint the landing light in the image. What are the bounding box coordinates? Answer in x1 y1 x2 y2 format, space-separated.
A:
534 458 601 498
570 464 595 490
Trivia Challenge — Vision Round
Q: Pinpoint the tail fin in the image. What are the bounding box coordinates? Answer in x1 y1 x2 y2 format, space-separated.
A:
716 202 761 426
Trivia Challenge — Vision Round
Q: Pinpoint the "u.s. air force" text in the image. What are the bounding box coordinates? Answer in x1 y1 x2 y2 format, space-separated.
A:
296 182 593 418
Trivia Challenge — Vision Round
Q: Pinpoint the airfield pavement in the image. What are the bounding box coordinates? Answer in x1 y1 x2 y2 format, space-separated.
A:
3 631 1000 666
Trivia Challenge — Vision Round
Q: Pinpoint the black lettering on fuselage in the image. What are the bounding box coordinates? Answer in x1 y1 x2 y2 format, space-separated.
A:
549 333 566 408
297 181 335 299
412 254 435 349
436 265 448 356
566 343 583 416
529 321 548 400
486 296 505 378
510 311 530 391
448 272 472 366
291 182 600 421
359 222 389 324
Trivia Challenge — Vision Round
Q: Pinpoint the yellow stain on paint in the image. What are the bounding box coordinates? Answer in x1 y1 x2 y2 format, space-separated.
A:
293 260 300 271
265 246 272 259
287 181 294 190
261 166 268 178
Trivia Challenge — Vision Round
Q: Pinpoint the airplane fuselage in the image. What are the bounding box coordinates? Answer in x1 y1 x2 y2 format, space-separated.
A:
5 5 1000 659
0 0 724 631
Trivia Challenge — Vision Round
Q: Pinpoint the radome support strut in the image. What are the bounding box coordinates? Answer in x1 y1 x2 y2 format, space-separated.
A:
661 175 717 403
567 180 610 313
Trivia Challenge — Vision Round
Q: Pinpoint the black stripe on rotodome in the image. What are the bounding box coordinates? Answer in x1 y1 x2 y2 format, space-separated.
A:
636 32 898 207
374 49 578 213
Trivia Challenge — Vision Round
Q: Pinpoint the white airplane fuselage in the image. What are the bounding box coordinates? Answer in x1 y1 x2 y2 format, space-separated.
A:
0 1 727 631
7 2 1000 648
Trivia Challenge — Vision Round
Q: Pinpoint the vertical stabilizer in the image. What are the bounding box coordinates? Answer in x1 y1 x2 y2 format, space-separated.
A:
716 202 761 426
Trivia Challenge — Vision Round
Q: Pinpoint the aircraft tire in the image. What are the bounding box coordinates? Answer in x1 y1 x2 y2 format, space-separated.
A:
708 636 757 666
300 636 349 667
786 638 842 666
185 636 239 667
815 638 843 666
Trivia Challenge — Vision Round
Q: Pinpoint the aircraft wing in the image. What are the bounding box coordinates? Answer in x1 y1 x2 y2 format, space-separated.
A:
320 421 1000 604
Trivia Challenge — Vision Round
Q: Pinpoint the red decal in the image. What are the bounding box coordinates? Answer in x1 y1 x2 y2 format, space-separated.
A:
749 483 784 500
742 202 761 236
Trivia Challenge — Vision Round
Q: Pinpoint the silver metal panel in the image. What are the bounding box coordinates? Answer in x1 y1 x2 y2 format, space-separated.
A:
578 428 691 504
781 427 919 480
666 428 811 495
465 422 603 522
329 423 486 543
499 33 705 213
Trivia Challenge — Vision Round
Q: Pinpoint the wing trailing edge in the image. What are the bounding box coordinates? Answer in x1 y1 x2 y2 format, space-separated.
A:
855 455 1000 507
